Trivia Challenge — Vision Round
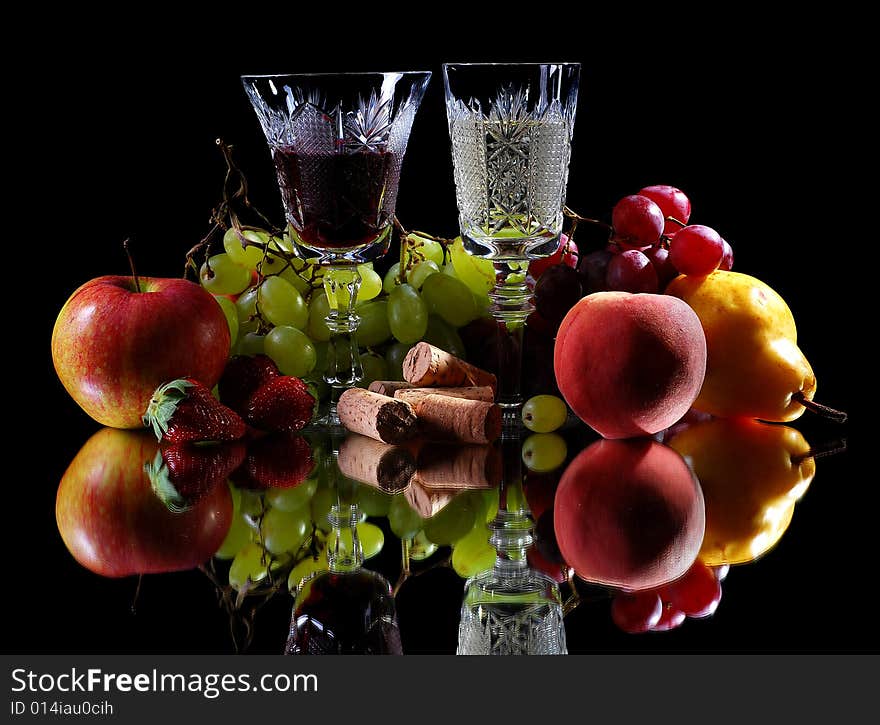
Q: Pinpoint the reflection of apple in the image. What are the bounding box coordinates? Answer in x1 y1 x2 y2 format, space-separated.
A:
52 276 229 428
56 428 232 577
554 438 705 591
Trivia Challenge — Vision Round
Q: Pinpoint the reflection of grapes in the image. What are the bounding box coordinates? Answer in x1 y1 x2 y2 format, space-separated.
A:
409 530 438 561
388 496 423 540
229 543 287 590
452 523 495 578
261 508 310 555
214 513 252 560
424 495 476 546
521 433 568 472
287 551 327 594
357 522 384 560
266 479 317 512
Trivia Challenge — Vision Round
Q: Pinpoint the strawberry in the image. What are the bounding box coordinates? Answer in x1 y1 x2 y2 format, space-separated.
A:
144 378 247 443
237 433 314 489
218 354 280 415
145 441 246 511
246 376 315 433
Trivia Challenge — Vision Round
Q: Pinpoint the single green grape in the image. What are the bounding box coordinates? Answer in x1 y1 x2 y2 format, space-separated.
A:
287 551 327 593
442 262 458 278
259 276 308 329
356 300 392 347
200 253 251 296
213 513 252 560
356 486 393 517
421 273 477 327
385 342 414 381
451 523 496 578
223 227 271 270
235 285 259 331
388 496 424 540
357 522 384 560
359 352 389 388
310 486 335 532
261 507 310 556
228 543 287 590
408 260 440 289
450 237 495 295
406 234 445 267
236 332 266 356
266 479 318 512
387 283 428 344
409 530 439 561
424 494 477 546
521 432 568 472
423 315 466 358
265 325 317 377
213 295 239 347
358 266 383 301
278 265 312 297
383 263 402 294
522 395 568 433
307 292 332 342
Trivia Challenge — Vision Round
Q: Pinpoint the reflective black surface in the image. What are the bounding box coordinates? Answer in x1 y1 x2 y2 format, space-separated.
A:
26 23 865 654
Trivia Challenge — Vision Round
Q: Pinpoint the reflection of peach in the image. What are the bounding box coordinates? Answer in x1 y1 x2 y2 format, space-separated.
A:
669 418 814 566
554 439 705 591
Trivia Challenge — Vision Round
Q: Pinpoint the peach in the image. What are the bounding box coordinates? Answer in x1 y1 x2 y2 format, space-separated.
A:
554 439 705 591
554 291 707 439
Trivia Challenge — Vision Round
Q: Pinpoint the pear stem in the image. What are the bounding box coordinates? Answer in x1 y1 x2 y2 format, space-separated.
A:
790 438 848 465
123 238 141 293
792 391 848 423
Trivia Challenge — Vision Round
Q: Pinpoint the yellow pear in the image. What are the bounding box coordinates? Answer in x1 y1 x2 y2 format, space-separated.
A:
667 270 823 422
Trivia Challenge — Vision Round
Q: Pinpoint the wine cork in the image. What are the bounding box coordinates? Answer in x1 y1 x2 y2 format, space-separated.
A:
414 443 501 490
405 478 458 519
337 388 418 444
337 434 416 493
367 380 414 397
403 342 497 393
412 395 502 444
394 386 495 406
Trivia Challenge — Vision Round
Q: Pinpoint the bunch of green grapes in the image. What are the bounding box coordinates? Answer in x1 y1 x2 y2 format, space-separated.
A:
198 228 498 398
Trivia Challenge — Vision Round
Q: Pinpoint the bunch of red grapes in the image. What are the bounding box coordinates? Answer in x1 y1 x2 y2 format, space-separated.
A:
530 184 733 334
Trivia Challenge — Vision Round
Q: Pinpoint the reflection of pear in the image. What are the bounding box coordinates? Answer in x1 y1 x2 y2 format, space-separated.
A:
669 418 815 566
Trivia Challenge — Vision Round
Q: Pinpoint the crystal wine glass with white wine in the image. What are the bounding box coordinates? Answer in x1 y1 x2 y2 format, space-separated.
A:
443 63 580 427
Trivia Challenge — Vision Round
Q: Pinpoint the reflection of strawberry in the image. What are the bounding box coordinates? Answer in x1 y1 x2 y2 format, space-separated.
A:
145 441 245 512
218 355 280 415
246 376 314 433
238 433 314 489
144 378 246 443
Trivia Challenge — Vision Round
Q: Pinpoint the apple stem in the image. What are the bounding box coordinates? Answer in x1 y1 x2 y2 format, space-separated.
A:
790 438 848 465
666 216 688 228
123 239 141 293
792 391 848 423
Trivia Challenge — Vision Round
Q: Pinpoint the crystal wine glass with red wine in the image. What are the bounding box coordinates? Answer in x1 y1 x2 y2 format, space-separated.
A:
242 71 432 424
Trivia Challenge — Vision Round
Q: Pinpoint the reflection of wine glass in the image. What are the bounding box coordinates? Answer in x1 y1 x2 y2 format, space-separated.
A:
285 443 402 655
456 438 567 655
443 63 580 426
242 72 431 424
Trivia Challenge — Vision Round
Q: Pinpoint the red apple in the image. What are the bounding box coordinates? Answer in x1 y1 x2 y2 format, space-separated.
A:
52 276 230 429
56 428 233 578
528 234 578 280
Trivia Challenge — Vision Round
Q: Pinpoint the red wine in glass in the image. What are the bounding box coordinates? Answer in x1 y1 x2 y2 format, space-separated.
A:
273 147 401 252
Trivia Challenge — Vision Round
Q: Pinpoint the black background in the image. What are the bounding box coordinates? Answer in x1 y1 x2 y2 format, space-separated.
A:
17 14 869 654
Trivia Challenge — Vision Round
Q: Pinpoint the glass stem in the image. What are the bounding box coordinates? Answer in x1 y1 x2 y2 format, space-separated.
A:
323 266 363 426
488 261 533 430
